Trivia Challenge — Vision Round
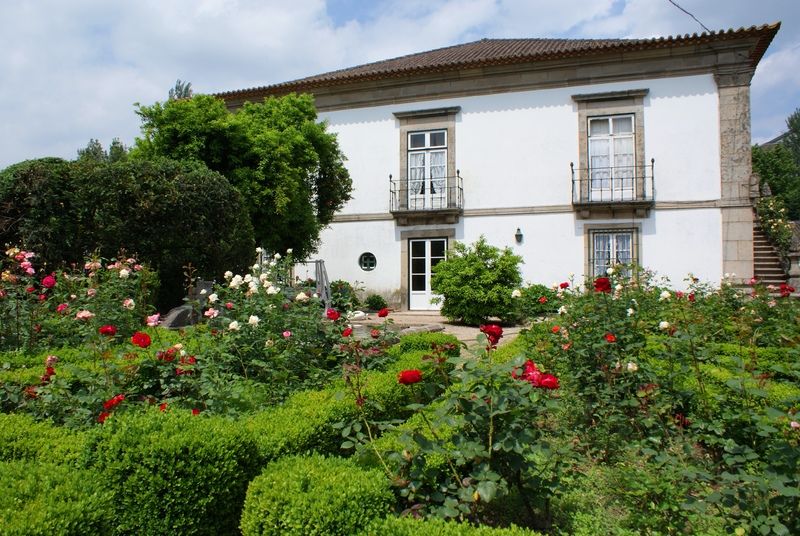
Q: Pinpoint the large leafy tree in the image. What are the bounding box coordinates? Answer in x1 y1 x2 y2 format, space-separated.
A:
132 92 352 259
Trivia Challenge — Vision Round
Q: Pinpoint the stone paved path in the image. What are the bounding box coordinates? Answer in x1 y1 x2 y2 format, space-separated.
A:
351 310 524 348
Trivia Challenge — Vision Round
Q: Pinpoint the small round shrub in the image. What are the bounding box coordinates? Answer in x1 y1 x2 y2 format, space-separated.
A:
330 280 361 311
240 454 393 536
0 459 112 536
87 409 262 536
430 236 522 325
365 294 388 311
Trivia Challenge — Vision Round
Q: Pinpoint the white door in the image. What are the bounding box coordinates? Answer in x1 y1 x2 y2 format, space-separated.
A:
408 130 447 210
588 116 635 202
409 238 447 310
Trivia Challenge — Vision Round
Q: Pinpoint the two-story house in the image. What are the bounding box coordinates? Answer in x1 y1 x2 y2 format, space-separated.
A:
220 23 779 310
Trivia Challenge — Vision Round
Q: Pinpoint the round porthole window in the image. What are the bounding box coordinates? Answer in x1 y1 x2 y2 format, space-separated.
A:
359 252 377 271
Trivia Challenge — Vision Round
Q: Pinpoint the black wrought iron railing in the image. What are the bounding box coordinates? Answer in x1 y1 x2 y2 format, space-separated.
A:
570 159 655 205
389 172 464 212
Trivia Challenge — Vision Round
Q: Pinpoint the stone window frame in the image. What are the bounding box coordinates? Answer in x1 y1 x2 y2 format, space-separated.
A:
398 228 456 310
572 89 648 204
584 223 641 279
393 107 460 210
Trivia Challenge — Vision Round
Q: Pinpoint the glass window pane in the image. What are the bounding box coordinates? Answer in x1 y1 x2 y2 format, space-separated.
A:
411 241 425 257
589 118 609 136
430 240 446 258
430 131 446 147
613 116 633 134
409 133 426 149
412 275 426 291
411 258 426 274
359 252 376 271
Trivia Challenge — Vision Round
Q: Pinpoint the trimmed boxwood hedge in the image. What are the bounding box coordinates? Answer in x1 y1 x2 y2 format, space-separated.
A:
240 454 394 536
85 409 262 536
243 334 460 462
0 413 87 465
0 459 112 536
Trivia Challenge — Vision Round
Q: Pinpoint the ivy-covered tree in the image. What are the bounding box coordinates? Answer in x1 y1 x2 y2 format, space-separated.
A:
754 107 800 220
132 92 352 259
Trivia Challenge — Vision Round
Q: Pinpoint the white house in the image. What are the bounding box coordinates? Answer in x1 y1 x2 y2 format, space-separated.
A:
220 23 780 310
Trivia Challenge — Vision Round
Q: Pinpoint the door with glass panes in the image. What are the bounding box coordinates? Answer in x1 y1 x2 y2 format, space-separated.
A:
409 238 446 310
408 130 447 210
588 115 635 202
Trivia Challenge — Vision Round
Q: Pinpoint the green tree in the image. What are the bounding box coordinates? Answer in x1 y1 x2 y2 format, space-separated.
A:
785 107 800 164
132 93 352 259
168 79 193 100
753 144 800 219
430 236 523 325
77 138 128 165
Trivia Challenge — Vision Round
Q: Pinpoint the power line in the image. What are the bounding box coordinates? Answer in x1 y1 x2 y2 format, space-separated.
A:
666 0 712 34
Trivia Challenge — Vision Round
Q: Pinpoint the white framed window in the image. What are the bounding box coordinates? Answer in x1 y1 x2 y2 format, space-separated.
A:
408 130 447 210
589 228 636 277
588 115 635 202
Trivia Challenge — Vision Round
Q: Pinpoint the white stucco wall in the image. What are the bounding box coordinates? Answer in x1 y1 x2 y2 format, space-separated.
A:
314 73 725 304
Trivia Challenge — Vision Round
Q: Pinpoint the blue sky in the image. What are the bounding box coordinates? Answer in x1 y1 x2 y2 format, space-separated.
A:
0 0 797 168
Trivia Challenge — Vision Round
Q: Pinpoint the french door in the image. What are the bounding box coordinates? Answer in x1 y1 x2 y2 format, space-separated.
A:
408 130 447 210
409 238 447 310
588 115 635 202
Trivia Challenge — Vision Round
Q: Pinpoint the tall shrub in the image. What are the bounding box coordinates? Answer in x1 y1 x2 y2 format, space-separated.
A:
430 236 522 325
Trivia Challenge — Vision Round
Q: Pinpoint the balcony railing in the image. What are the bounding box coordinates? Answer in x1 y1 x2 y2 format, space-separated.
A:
389 172 464 213
570 159 655 207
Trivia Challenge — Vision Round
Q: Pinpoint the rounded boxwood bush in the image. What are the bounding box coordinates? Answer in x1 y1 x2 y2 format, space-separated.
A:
87 409 262 536
240 454 393 536
430 236 522 325
0 459 112 535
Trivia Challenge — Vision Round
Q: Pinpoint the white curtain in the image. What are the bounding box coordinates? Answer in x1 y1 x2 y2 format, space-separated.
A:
593 233 611 276
409 152 425 198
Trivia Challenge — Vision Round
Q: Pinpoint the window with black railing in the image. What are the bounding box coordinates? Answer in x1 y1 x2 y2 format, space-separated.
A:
571 159 654 205
389 172 463 212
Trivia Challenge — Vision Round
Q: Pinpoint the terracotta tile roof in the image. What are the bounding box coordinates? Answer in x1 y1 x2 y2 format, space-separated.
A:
217 23 779 99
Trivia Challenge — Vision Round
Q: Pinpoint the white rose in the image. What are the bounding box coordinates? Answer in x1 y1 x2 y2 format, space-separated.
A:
256 247 263 254
228 320 240 331
286 248 293 254
224 271 233 280
626 362 639 372
615 284 623 291
229 275 243 289
627 308 635 316
267 286 280 295
259 274 269 283
199 289 207 295
558 305 567 315
119 268 130 279
659 290 671 301
511 289 522 298
248 315 260 326
295 292 309 302
659 321 671 331
606 267 615 275
274 253 281 260
252 263 260 271
208 293 218 303
244 274 253 283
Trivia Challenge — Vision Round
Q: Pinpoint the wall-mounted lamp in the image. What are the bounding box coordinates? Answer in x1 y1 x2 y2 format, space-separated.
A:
514 228 523 244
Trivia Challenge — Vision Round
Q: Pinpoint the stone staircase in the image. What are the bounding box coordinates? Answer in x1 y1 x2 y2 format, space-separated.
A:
753 224 788 286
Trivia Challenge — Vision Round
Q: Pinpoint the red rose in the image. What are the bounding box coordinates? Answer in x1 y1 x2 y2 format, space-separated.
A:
370 329 381 339
551 325 560 334
41 275 56 289
539 374 560 389
604 333 617 343
56 303 68 313
192 408 201 415
38 294 46 302
159 403 168 412
26 286 36 293
225 302 234 309
131 331 151 348
559 282 569 289
326 308 341 321
377 307 390 318
480 324 503 346
398 369 423 385
97 411 111 423
342 327 353 337
538 296 548 304
99 325 117 336
593 277 612 293
688 293 696 302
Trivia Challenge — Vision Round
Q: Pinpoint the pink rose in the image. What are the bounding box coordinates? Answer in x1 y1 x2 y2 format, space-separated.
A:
56 303 68 313
282 330 292 338
146 313 161 327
